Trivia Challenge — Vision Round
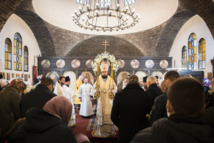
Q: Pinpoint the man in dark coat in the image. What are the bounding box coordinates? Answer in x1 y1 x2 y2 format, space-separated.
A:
0 79 26 143
146 76 163 108
8 108 77 143
131 78 214 143
20 77 56 117
111 75 151 143
149 70 180 125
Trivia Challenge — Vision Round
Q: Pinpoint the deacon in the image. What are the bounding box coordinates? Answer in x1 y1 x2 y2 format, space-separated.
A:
53 75 66 96
78 78 94 117
63 76 76 127
91 60 117 137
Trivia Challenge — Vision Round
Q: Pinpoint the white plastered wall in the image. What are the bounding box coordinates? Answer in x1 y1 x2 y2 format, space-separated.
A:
0 14 41 85
169 14 214 78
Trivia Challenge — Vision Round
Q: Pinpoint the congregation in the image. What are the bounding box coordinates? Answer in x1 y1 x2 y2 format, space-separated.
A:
0 70 214 143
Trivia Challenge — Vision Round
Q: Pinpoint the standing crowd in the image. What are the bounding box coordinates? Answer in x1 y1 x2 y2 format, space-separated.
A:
0 70 214 143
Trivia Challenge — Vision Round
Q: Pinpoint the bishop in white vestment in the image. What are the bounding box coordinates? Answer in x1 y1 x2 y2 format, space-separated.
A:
91 62 117 137
77 78 94 117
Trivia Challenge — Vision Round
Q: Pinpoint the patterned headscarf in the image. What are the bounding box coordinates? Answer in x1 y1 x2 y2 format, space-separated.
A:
10 78 26 93
43 96 72 124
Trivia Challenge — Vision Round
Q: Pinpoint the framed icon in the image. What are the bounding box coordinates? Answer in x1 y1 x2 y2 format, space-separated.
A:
130 59 140 69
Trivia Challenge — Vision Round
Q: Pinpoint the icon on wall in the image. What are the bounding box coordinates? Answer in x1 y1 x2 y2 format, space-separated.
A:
145 60 154 69
56 59 65 69
41 59 50 69
159 60 168 69
130 59 140 69
86 59 93 69
118 59 125 68
71 59 80 69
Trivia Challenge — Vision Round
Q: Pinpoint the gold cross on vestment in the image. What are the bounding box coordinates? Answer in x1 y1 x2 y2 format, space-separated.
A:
102 40 110 53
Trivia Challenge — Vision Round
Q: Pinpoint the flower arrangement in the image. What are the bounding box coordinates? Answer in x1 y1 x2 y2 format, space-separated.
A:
92 52 119 74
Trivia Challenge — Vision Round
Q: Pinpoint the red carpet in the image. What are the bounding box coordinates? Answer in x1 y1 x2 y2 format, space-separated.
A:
72 108 118 143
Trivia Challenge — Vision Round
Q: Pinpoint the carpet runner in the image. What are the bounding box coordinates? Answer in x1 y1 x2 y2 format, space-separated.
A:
85 117 118 143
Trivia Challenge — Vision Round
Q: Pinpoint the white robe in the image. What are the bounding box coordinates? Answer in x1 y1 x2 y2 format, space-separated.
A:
63 84 76 127
91 75 117 137
77 83 94 117
53 82 66 96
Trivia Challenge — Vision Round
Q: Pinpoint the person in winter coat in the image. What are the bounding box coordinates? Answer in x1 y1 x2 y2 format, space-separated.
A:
8 96 77 143
111 75 151 143
20 77 56 117
0 79 26 143
131 78 214 143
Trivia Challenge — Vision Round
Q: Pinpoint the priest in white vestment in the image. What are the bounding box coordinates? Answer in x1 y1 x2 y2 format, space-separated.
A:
63 76 76 127
91 62 117 137
77 78 94 117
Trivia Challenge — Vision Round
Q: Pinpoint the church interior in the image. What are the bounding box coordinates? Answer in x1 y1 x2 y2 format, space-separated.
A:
0 0 214 85
1 0 214 142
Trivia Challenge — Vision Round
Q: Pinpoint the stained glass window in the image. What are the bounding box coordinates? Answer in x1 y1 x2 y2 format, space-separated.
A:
198 38 205 69
182 46 187 68
125 0 136 6
14 33 22 71
188 33 197 69
76 0 87 5
24 46 28 72
5 38 12 70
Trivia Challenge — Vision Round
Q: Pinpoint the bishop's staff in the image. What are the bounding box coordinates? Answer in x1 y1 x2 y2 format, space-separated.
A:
109 60 114 99
94 61 100 99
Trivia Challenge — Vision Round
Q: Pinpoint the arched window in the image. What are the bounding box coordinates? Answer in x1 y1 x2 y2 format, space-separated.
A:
5 38 12 70
24 46 28 72
125 0 136 6
188 33 197 69
198 38 206 69
76 0 87 5
182 46 187 68
14 33 22 71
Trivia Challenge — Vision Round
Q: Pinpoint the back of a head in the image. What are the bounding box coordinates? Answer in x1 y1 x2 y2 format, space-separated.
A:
164 70 180 82
41 77 54 86
167 78 205 117
10 79 26 93
147 76 157 84
43 96 72 124
128 75 139 84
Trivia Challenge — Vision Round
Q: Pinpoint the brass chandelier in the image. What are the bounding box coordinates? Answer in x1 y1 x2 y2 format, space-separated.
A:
72 0 140 32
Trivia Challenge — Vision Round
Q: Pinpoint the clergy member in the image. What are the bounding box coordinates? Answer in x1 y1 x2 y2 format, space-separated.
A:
78 78 94 117
75 74 83 105
53 75 66 96
91 60 117 137
63 76 76 127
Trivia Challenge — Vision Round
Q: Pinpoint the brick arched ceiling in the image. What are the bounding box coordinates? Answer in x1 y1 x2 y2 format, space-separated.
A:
0 0 24 32
1 0 214 37
155 11 196 57
14 10 56 56
66 36 144 57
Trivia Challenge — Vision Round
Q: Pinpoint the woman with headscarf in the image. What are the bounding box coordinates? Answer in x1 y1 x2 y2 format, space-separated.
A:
0 79 26 143
8 96 77 143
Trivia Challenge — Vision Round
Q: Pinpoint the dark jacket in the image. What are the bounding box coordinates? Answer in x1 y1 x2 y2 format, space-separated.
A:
206 92 214 108
149 88 167 125
0 86 21 143
146 83 163 108
131 114 214 143
8 108 77 143
111 83 151 143
20 84 56 117
201 106 214 128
